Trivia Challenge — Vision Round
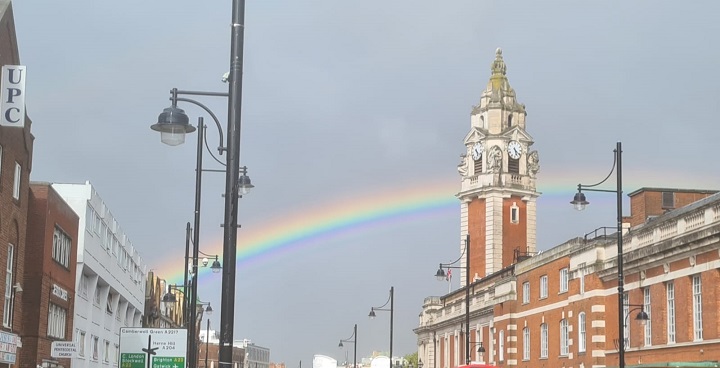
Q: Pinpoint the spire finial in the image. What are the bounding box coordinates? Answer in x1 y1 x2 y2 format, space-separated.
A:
491 47 506 76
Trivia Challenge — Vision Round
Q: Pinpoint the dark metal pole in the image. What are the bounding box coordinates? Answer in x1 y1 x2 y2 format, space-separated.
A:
465 234 470 365
219 0 246 365
389 286 394 364
353 324 357 368
190 117 205 368
205 319 211 368
616 141 625 368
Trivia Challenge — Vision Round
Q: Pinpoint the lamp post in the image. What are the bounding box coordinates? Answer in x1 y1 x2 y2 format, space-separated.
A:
434 234 470 365
369 287 394 363
570 141 625 368
151 88 253 368
338 324 357 368
205 318 211 368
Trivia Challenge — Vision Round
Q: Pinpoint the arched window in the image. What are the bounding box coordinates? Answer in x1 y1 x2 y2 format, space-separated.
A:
507 114 513 129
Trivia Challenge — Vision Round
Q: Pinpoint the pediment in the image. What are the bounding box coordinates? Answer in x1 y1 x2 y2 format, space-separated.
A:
462 128 487 146
499 127 534 143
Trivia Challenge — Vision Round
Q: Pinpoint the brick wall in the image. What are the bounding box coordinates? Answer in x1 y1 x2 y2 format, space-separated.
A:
627 188 716 227
21 183 78 368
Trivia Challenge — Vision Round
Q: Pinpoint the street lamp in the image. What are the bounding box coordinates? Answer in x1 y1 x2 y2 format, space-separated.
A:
197 250 223 274
570 141 625 368
434 234 470 365
338 324 357 368
151 88 253 368
369 286 394 363
616 304 650 350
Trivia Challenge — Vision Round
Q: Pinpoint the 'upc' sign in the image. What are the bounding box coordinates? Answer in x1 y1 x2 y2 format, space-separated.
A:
0 65 26 128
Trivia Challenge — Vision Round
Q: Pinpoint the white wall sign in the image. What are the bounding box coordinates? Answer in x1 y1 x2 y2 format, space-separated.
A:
51 341 76 358
0 65 26 127
119 328 187 368
0 331 18 364
52 284 68 301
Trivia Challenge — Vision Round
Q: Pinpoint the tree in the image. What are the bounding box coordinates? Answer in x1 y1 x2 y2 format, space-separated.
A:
403 352 418 368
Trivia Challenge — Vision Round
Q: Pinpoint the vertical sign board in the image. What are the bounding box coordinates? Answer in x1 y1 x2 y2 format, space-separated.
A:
120 328 187 368
0 65 26 127
0 331 19 364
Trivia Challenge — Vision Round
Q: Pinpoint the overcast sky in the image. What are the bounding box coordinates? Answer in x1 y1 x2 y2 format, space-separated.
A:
13 0 720 366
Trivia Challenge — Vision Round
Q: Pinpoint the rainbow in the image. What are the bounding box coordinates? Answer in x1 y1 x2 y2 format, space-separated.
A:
158 180 459 284
154 166 720 284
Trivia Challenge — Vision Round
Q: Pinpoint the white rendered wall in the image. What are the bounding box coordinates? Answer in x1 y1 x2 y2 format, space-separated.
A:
52 182 146 368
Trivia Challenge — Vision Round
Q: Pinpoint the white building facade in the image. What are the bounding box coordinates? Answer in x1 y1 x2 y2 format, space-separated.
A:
52 182 146 368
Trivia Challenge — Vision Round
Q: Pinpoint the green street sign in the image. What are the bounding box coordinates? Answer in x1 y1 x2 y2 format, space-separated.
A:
153 356 185 368
119 328 187 368
120 353 146 368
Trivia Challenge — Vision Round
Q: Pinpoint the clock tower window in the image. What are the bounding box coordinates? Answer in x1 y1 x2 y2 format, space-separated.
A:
474 155 483 174
507 114 513 129
508 157 519 174
510 202 520 224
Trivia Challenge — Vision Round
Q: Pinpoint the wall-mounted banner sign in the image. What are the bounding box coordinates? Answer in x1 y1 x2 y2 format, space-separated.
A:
0 65 26 128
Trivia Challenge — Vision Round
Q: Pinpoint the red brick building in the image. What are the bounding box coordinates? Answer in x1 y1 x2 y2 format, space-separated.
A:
0 1 34 367
22 183 79 368
416 49 720 368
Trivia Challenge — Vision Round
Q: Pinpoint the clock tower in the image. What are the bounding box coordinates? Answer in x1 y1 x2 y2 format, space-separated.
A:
457 48 540 284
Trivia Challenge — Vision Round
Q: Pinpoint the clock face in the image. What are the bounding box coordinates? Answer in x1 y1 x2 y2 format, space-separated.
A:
471 142 483 161
508 140 522 159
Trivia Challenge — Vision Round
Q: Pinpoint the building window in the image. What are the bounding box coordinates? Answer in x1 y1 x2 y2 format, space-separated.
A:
667 281 675 343
540 275 548 299
644 287 652 346
559 268 569 293
510 203 520 224
577 312 587 353
560 319 569 356
693 275 703 341
662 191 675 209
80 274 89 298
104 340 110 363
53 226 72 268
12 162 20 200
94 213 102 235
101 223 108 249
540 323 548 358
522 327 530 360
48 303 67 338
77 330 86 357
113 344 119 366
522 282 530 304
92 335 99 360
623 293 630 348
498 330 504 362
3 243 13 327
106 293 114 315
507 114 513 128
85 207 95 235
